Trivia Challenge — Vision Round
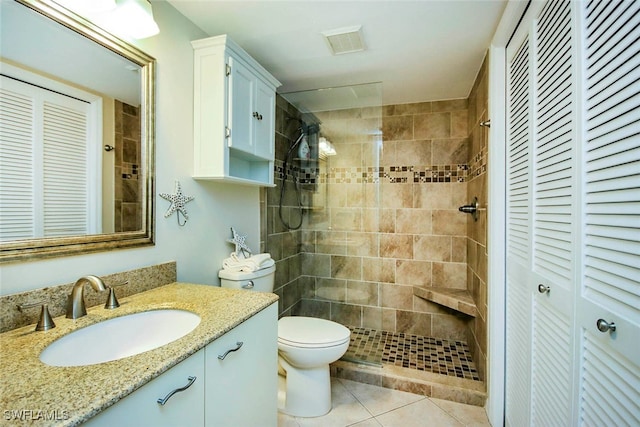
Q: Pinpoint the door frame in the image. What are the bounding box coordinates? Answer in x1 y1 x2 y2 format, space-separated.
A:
486 1 531 425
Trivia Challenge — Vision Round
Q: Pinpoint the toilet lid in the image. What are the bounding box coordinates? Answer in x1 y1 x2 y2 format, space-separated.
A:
278 316 351 347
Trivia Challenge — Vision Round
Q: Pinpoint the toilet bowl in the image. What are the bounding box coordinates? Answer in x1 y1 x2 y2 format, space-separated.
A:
219 263 351 417
277 316 350 417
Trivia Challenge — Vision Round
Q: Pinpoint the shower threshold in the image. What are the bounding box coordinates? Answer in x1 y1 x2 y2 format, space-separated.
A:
332 327 486 406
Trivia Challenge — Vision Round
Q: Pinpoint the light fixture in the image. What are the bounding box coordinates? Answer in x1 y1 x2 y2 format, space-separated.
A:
319 137 337 158
104 0 159 39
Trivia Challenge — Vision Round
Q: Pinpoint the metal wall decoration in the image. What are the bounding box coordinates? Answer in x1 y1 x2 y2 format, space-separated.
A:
160 181 195 226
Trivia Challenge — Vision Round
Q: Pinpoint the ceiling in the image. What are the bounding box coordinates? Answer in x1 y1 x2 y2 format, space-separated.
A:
166 0 508 108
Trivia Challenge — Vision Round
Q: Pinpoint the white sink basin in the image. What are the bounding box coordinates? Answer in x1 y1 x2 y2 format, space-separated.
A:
40 309 201 367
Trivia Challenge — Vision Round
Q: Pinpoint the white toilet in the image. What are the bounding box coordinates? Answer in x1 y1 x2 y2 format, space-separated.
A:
219 265 351 417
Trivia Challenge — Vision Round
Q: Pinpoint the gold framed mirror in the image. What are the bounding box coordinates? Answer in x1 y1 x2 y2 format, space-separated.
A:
0 0 155 263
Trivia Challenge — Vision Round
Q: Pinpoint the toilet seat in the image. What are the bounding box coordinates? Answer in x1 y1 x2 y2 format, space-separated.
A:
278 317 350 348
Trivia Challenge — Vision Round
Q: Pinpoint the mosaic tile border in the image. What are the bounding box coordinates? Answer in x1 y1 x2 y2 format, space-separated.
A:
343 327 481 382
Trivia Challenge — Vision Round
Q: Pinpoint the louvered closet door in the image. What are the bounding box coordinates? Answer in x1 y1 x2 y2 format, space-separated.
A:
530 1 577 424
505 13 533 427
506 1 578 425
576 0 640 425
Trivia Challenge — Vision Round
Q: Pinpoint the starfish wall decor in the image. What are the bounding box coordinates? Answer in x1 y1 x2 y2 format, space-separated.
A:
160 181 195 226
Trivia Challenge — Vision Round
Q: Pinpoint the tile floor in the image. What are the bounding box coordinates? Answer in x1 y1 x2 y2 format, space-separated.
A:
278 378 491 427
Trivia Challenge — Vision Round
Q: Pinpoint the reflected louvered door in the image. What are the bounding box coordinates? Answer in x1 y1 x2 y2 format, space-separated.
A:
530 1 577 425
0 76 91 239
576 0 640 425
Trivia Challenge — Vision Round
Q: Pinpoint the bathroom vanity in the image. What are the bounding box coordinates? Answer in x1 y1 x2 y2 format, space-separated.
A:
0 283 278 427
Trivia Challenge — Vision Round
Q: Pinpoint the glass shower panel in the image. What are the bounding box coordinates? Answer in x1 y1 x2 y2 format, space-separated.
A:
281 83 383 366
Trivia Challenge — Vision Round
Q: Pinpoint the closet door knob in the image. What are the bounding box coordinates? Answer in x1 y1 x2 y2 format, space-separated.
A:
537 284 550 294
596 319 616 333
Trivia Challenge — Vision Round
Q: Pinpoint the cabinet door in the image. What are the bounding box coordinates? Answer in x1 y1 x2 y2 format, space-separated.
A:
228 56 255 155
205 304 278 427
253 78 275 160
84 350 205 427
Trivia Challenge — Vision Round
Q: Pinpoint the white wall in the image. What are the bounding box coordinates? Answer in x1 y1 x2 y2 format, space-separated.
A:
0 1 261 295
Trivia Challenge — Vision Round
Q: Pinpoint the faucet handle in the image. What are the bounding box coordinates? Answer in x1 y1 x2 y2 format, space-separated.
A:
18 301 56 331
104 281 128 309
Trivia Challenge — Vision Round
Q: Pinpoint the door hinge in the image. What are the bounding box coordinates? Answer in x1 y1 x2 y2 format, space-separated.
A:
225 64 231 76
225 126 231 138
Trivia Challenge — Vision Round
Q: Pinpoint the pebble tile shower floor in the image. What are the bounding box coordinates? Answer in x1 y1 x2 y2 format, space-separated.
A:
343 327 481 382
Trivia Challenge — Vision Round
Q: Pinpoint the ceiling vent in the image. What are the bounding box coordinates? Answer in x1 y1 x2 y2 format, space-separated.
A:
322 25 366 55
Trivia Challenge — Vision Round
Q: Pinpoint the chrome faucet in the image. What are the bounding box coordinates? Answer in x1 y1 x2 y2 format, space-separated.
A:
66 275 107 319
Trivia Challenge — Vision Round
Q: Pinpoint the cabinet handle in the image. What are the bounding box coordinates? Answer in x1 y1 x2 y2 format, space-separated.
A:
537 284 550 294
252 112 263 121
218 341 244 360
596 319 616 333
156 376 197 406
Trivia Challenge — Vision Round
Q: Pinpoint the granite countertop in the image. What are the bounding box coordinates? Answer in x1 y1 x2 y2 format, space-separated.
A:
0 283 278 426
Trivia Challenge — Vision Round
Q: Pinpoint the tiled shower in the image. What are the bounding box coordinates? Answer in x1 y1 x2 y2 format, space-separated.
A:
262 57 488 402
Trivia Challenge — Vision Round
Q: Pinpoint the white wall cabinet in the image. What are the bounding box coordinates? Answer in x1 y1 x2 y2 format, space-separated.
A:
504 1 640 426
84 303 278 427
192 35 280 186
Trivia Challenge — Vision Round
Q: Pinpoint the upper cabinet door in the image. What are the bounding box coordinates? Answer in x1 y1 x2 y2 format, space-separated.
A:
228 56 255 155
253 78 275 160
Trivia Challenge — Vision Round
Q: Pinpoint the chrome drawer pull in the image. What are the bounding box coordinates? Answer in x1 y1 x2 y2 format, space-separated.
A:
218 341 244 360
157 376 196 405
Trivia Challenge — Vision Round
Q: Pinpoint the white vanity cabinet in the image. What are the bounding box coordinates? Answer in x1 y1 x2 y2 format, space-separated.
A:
83 303 277 427
204 303 278 427
84 350 206 427
192 35 281 186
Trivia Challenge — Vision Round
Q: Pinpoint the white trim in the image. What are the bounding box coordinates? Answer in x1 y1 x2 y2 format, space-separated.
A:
486 1 531 425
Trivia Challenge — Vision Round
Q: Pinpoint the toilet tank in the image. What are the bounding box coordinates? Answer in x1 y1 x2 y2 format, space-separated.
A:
218 265 275 292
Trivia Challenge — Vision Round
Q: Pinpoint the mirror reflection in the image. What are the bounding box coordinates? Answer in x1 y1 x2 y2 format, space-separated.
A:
0 0 155 262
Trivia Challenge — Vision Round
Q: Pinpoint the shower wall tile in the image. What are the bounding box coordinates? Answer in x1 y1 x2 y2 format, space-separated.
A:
451 110 469 138
346 232 379 257
432 138 468 165
331 303 362 328
362 306 383 330
432 99 468 112
347 280 379 306
414 112 451 139
380 283 413 310
432 262 467 289
362 257 396 283
380 234 413 259
396 310 431 336
396 208 432 234
316 277 347 302
395 140 432 165
331 255 362 280
382 115 414 141
413 235 451 262
432 210 466 235
395 259 432 287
